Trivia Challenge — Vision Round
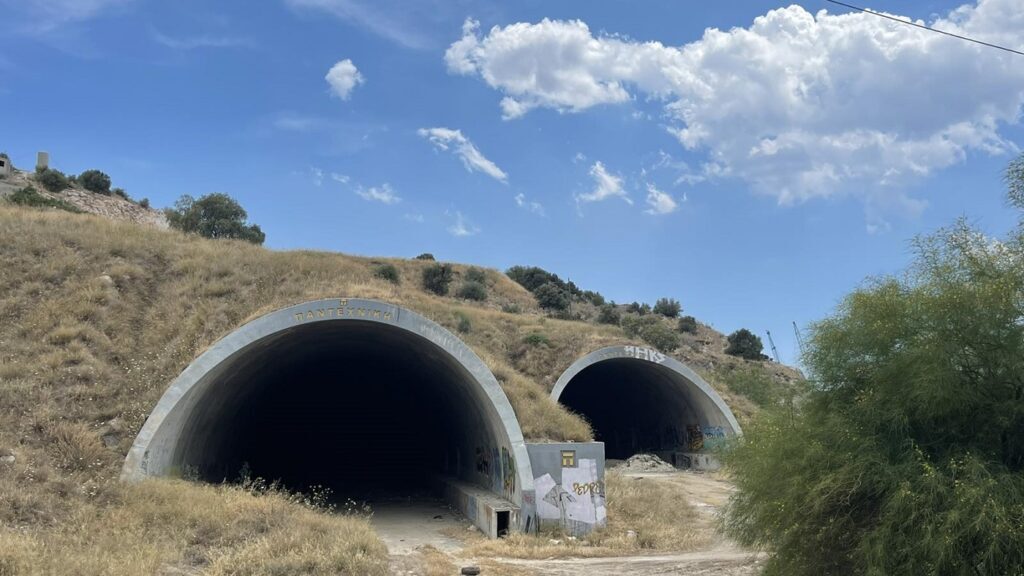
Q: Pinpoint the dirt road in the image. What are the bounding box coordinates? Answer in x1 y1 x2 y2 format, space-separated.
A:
382 470 764 575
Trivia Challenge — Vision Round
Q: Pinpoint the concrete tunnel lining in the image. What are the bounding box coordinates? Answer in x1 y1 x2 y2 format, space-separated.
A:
123 298 536 532
551 346 741 460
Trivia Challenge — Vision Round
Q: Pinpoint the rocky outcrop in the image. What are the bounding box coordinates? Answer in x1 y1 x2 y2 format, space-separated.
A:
1 170 168 229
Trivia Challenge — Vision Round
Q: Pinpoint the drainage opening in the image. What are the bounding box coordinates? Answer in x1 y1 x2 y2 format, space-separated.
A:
496 510 510 537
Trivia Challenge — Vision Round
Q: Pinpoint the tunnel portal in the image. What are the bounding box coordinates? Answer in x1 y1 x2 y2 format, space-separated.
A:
552 346 741 463
124 299 535 535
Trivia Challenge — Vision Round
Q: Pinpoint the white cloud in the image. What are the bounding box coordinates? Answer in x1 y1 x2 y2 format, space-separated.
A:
7 0 131 32
355 183 400 204
576 161 632 207
403 213 425 223
285 0 433 49
447 210 480 237
644 184 678 215
514 192 546 216
446 2 1024 209
152 30 251 50
330 172 350 184
417 127 508 183
309 166 324 186
325 59 364 100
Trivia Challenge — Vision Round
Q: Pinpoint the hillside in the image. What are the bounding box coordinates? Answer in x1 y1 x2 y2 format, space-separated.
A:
0 203 801 574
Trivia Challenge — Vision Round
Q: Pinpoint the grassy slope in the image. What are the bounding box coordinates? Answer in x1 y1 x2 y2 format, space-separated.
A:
0 205 800 573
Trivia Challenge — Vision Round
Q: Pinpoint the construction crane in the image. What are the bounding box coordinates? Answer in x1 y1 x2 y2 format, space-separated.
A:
793 321 805 357
765 330 781 363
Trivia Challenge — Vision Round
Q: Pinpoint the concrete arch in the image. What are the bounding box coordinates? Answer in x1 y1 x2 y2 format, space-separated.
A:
552 346 741 463
124 298 535 533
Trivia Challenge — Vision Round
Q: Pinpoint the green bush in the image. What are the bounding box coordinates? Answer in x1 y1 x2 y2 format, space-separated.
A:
464 267 487 284
457 280 487 301
653 297 681 318
596 304 620 325
523 332 550 347
725 329 765 360
139 198 150 209
164 193 265 245
7 186 82 213
677 315 698 334
533 282 569 311
454 311 471 334
422 263 454 296
415 253 435 261
501 303 522 314
79 170 112 194
626 301 650 315
35 168 70 192
723 154 1024 575
639 321 678 352
582 290 606 306
716 365 793 408
373 263 400 285
111 187 129 201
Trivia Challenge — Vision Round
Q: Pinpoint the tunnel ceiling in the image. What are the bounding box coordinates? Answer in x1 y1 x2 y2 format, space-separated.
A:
123 299 534 513
551 346 741 459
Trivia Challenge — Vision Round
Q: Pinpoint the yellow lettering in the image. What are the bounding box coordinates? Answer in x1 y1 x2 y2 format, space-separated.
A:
305 311 314 320
317 309 326 318
294 313 304 322
384 312 393 321
373 309 381 319
339 299 348 308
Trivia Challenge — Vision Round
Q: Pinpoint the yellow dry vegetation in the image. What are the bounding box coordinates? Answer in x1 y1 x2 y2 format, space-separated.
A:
0 204 797 572
0 480 388 576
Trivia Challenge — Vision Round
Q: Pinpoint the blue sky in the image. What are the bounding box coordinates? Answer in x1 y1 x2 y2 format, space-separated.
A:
3 0 1023 366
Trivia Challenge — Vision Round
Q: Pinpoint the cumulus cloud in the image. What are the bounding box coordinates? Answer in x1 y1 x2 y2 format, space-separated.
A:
446 2 1024 207
644 184 678 215
417 127 508 183
447 210 480 237
576 161 632 207
355 183 400 204
325 59 364 100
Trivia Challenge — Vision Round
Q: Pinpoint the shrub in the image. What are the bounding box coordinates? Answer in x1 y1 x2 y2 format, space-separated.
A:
415 253 435 261
626 301 650 315
7 186 82 213
111 187 129 201
621 314 655 337
582 290 606 306
523 332 550 347
723 158 1024 574
534 282 569 311
422 263 453 295
373 263 400 285
464 267 487 284
457 280 487 301
78 170 112 194
639 321 678 352
35 168 70 192
653 297 681 318
506 265 564 293
165 193 265 245
677 315 698 334
725 328 765 360
501 303 522 314
596 304 620 325
454 311 471 334
139 198 150 209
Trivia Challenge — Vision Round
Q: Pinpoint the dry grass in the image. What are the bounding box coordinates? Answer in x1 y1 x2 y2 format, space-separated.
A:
0 479 388 576
456 470 709 560
0 204 796 571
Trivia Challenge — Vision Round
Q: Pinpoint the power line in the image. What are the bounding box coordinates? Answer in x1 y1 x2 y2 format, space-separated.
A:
823 0 1024 56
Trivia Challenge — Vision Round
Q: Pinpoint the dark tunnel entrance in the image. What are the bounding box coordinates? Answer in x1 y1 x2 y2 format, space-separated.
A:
553 347 741 463
179 321 482 499
125 299 534 536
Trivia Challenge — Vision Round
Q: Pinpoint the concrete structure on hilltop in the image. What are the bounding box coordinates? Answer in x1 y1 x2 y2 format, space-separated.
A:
0 155 11 177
